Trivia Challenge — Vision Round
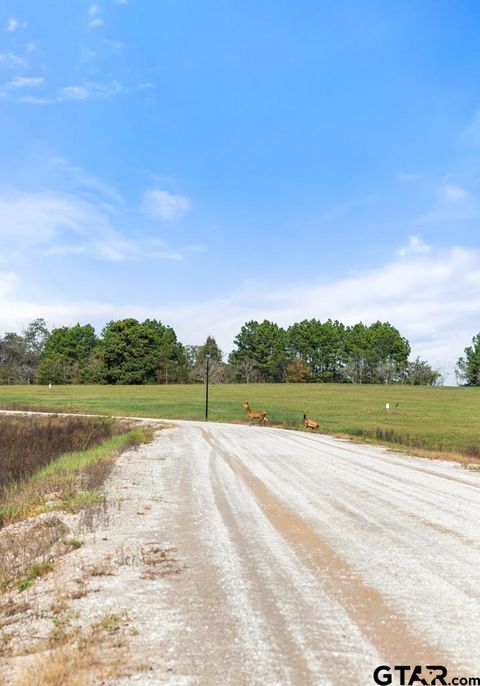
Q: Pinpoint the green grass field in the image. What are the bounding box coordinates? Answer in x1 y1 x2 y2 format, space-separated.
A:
0 383 479 460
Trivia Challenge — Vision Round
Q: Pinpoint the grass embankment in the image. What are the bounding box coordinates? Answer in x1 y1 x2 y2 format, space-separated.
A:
0 383 479 461
0 427 149 527
0 415 153 593
0 415 119 491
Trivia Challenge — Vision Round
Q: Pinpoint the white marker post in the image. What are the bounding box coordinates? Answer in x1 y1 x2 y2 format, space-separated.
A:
385 402 390 412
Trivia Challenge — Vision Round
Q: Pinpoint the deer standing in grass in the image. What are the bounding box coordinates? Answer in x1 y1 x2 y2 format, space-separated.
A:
303 412 320 431
243 401 269 426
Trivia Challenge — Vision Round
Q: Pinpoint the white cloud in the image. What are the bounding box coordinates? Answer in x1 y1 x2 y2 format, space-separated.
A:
0 186 197 263
108 40 125 53
416 182 475 225
59 81 123 101
17 95 55 105
43 245 88 257
443 184 470 203
141 189 192 221
6 18 26 32
7 76 44 89
51 157 124 204
88 5 104 27
59 86 90 101
7 80 124 105
0 190 112 243
0 52 28 69
397 235 431 257
0 272 17 297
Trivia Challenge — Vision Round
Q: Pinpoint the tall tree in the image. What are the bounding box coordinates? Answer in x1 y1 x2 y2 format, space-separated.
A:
100 318 185 384
39 323 98 384
229 320 288 382
364 321 411 383
343 323 369 383
344 321 410 383
0 319 51 384
406 357 441 385
456 333 480 386
287 319 346 381
0 333 28 384
23 319 50 362
189 336 224 383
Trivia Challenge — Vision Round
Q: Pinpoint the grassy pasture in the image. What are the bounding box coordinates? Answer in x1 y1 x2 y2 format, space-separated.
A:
0 383 479 460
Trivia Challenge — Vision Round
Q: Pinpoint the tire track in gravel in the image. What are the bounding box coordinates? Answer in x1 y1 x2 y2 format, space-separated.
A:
201 428 459 673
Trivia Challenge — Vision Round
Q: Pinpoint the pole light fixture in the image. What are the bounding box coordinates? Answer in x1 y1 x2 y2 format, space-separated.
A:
205 352 211 421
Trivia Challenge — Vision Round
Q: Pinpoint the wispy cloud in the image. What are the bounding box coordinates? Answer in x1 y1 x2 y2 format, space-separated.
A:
108 40 125 53
0 156 198 265
0 52 28 69
397 235 431 257
396 171 421 183
60 80 123 101
443 184 470 203
2 75 126 105
43 239 184 262
141 189 192 221
0 272 17 297
6 18 26 33
52 157 124 204
7 76 44 89
88 4 104 27
0 190 112 243
17 95 55 105
416 182 475 225
0 188 190 263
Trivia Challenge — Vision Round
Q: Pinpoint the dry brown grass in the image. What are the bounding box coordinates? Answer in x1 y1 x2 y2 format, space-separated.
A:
0 516 67 593
0 415 119 492
14 615 134 686
0 425 152 527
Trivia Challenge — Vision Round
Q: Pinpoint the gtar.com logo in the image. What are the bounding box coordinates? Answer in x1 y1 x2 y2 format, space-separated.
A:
373 665 480 686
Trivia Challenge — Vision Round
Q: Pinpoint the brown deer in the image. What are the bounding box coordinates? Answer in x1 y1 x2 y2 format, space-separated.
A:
243 401 268 426
303 412 320 431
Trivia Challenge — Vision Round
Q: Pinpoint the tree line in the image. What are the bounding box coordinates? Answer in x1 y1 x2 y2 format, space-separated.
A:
0 317 441 386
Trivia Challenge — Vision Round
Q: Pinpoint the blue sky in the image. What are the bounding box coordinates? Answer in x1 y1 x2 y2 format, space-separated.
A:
1 0 480 381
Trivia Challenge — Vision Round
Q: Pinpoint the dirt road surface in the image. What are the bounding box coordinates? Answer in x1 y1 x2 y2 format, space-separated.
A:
3 418 480 685
100 420 479 685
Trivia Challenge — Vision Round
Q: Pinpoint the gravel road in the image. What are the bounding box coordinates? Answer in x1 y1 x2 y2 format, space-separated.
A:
1 413 478 685
104 420 479 686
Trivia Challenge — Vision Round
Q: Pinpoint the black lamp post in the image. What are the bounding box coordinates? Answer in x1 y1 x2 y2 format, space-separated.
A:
205 352 211 421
